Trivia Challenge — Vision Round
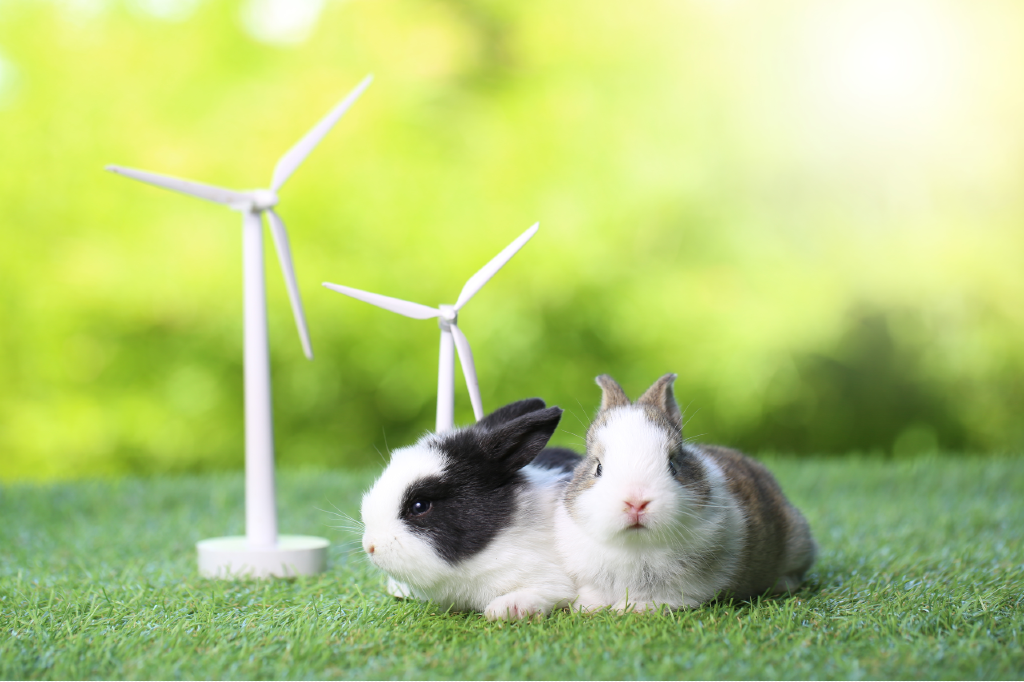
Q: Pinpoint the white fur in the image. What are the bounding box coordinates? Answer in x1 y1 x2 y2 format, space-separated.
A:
554 409 746 611
361 434 576 620
361 441 451 588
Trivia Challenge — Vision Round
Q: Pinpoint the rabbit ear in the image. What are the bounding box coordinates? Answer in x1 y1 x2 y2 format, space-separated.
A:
596 375 630 412
473 398 547 431
482 406 563 471
636 373 681 431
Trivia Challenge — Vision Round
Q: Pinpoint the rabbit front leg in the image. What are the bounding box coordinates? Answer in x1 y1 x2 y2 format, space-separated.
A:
386 577 412 599
483 589 558 621
567 585 616 613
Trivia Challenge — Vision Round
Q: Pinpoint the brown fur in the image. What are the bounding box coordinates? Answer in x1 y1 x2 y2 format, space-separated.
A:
695 443 816 597
636 373 682 431
563 454 600 525
672 445 713 508
596 375 630 411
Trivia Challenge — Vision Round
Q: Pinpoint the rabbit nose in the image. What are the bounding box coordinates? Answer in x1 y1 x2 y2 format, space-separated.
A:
624 499 650 512
624 498 651 526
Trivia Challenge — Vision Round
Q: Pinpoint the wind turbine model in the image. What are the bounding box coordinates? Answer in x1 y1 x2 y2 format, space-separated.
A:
107 75 373 579
323 222 538 433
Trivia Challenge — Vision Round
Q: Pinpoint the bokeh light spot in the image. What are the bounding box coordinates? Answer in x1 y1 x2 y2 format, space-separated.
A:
807 0 966 136
241 0 326 46
0 51 20 108
129 0 202 22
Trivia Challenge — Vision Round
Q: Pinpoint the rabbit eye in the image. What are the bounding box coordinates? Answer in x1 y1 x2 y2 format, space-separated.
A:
668 460 678 477
595 461 603 477
409 500 432 517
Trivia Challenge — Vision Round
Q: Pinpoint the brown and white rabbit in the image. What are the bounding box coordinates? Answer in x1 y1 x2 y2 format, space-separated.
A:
554 374 817 611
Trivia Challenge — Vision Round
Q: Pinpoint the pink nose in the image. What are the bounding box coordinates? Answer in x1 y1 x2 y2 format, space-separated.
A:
366 543 375 555
624 499 651 525
625 499 650 512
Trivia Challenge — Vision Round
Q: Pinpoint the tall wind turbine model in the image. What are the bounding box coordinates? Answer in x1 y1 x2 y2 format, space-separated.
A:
323 222 538 433
107 75 373 578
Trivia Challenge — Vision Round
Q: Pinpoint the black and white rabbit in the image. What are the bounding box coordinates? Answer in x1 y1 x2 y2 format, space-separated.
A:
361 398 581 620
554 374 817 611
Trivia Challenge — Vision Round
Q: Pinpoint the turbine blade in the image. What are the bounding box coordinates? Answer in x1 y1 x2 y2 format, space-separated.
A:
454 222 539 311
266 210 313 360
322 282 440 320
450 322 484 421
106 165 252 207
271 74 374 192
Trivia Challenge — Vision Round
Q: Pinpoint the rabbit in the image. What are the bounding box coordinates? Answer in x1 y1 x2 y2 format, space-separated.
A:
554 374 817 612
360 398 582 620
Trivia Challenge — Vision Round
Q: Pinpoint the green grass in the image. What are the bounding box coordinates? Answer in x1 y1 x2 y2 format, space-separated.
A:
2 456 1022 680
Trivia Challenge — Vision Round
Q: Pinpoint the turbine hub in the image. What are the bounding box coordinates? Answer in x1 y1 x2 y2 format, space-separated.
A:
438 304 457 330
250 189 279 211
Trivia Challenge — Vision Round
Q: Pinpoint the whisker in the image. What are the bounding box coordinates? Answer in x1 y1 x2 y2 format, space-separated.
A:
670 507 709 525
320 501 365 527
328 532 364 541
318 508 354 520
682 404 700 431
327 524 365 533
333 520 365 533
330 539 365 549
573 397 593 427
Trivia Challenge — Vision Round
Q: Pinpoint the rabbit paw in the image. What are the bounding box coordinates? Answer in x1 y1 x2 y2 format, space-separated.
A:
386 577 412 599
569 587 613 613
484 591 548 621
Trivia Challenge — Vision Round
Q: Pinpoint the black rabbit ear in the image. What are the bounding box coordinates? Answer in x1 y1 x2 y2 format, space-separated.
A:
596 375 631 412
482 406 563 472
473 398 547 431
636 373 681 431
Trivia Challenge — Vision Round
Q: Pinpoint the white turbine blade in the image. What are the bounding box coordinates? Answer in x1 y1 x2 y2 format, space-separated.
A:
266 210 313 360
106 165 252 207
271 74 374 192
454 222 539 311
449 323 484 421
322 282 440 320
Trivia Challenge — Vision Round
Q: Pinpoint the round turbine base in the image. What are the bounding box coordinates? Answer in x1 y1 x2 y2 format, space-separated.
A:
197 535 329 579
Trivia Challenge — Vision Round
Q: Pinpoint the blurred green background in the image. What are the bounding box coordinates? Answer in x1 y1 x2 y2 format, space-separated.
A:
2 0 1023 481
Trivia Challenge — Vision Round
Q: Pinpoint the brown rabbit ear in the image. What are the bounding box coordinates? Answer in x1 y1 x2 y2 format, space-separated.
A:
595 374 631 412
636 373 681 431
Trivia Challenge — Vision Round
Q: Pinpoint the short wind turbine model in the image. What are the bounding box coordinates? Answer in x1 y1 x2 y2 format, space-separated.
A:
323 222 539 433
107 75 373 578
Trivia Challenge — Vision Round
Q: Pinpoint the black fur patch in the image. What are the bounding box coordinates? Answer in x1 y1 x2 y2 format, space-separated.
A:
474 398 547 431
400 404 563 565
531 447 583 475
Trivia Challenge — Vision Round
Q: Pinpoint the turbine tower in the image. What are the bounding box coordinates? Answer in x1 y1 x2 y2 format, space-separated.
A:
108 75 373 578
323 222 538 432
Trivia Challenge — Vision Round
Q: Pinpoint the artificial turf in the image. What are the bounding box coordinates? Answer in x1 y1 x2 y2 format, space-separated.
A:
1 455 1022 680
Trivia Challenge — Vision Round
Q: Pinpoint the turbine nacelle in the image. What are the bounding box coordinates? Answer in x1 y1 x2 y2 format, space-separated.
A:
438 304 457 330
245 189 280 212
